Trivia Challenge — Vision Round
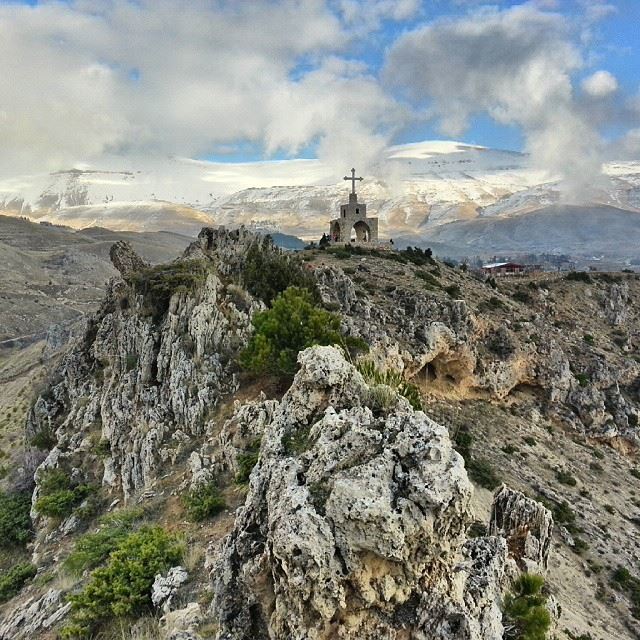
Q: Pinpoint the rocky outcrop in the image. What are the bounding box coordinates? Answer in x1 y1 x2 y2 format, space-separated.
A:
210 346 553 640
603 282 629 326
0 589 71 640
489 486 553 572
152 566 189 613
27 232 265 516
316 263 640 447
109 240 149 280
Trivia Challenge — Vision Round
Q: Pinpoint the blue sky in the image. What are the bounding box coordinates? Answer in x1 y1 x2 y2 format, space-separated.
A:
0 0 636 174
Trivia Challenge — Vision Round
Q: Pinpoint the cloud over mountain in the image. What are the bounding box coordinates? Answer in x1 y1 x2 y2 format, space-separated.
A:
384 4 615 199
0 0 636 193
0 0 401 175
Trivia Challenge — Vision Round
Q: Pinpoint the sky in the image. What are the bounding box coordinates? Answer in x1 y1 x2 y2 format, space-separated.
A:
0 0 638 193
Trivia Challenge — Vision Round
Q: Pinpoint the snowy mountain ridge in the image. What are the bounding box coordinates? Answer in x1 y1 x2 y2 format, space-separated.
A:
0 140 638 243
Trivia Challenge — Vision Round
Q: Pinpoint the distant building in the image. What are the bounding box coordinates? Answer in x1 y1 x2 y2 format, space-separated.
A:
329 168 379 245
481 261 528 276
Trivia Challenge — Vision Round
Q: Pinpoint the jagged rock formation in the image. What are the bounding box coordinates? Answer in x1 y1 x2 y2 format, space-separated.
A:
211 346 552 640
489 486 553 572
314 263 639 448
25 231 263 520
109 240 149 280
0 590 71 640
8 227 640 639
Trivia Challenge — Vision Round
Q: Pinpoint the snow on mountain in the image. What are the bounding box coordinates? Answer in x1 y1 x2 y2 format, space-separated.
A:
0 141 638 243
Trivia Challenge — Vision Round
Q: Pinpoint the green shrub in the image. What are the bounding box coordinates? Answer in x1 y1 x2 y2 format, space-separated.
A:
235 439 261 484
400 246 435 266
63 509 143 576
95 438 111 459
0 490 32 547
445 284 462 298
416 270 441 289
130 260 209 322
503 573 551 640
565 271 592 284
583 334 595 345
453 425 473 464
631 468 640 480
356 361 423 411
0 562 37 603
35 469 94 519
182 481 226 522
512 289 533 304
242 242 319 306
479 296 505 312
30 426 56 450
241 287 343 379
62 527 183 638
468 457 501 490
574 373 589 387
555 469 577 487
611 566 640 618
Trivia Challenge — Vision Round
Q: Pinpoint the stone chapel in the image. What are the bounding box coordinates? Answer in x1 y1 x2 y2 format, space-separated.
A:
328 168 379 245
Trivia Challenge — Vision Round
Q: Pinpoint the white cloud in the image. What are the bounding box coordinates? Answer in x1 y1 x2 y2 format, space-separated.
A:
384 4 609 199
0 0 402 176
582 70 619 97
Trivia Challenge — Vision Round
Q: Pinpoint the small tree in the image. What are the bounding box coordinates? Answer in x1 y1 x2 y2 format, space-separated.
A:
62 527 183 638
503 573 551 640
241 287 342 378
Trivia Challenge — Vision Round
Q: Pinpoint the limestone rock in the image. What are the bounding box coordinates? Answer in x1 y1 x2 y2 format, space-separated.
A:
489 485 553 572
109 240 148 280
603 282 629 326
0 589 71 640
152 566 189 612
211 345 486 639
162 602 203 640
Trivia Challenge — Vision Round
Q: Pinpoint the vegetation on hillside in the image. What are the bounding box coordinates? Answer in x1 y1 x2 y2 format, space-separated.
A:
356 360 423 410
35 468 95 519
0 490 32 547
130 259 209 321
241 286 343 379
0 562 37 604
62 527 183 638
503 573 551 640
182 480 226 521
242 241 319 306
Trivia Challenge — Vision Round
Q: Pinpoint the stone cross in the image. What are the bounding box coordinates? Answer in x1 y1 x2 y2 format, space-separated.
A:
343 168 363 195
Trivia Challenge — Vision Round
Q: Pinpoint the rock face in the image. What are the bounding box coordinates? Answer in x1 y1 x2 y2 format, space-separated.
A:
109 240 149 280
152 566 189 612
0 589 71 640
489 486 553 572
211 346 552 640
26 229 264 519
315 264 640 448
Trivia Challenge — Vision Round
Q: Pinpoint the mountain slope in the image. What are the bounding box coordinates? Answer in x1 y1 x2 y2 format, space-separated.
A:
0 230 639 638
413 204 640 258
1 141 638 245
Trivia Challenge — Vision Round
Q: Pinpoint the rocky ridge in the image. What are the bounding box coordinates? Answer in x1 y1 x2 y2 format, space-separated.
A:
1 227 639 639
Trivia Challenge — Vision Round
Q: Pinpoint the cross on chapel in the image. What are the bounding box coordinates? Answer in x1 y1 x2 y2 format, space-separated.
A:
328 167 379 246
344 168 363 195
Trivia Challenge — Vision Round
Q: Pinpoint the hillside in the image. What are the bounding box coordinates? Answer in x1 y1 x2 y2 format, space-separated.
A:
410 204 640 259
0 215 193 346
0 231 639 639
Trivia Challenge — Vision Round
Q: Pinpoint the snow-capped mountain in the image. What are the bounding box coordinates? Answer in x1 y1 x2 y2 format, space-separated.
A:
1 141 639 252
